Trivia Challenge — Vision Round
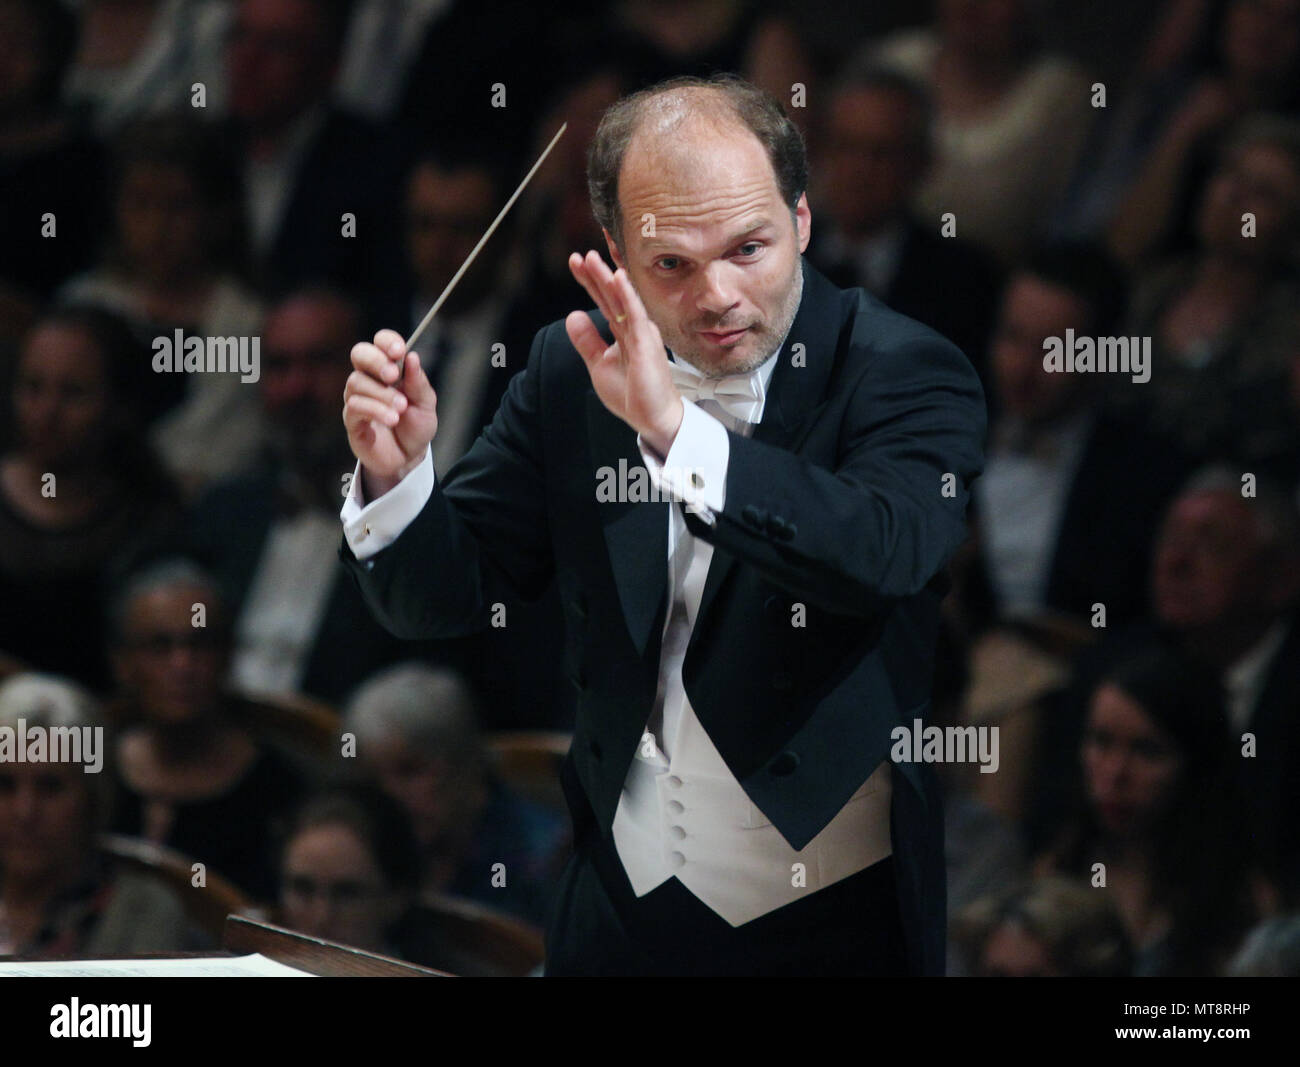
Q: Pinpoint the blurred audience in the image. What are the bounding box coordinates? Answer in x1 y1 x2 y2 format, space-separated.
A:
343 663 570 927
857 0 1095 264
185 287 427 703
0 0 105 341
954 876 1133 976
1149 468 1300 880
0 306 181 692
1103 0 1300 266
58 115 265 493
0 673 195 957
1036 640 1263 975
224 0 402 300
62 0 231 135
807 66 1002 376
1106 117 1300 464
373 145 529 478
107 557 307 901
276 784 527 974
1227 913 1300 975
957 244 1188 634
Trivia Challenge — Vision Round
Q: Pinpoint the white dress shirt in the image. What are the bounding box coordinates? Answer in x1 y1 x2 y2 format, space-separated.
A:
341 342 893 926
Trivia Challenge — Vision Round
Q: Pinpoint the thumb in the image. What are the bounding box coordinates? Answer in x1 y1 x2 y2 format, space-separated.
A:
402 351 436 406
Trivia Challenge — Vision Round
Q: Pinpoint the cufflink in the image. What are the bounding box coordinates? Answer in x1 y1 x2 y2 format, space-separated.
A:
689 471 704 490
362 524 371 538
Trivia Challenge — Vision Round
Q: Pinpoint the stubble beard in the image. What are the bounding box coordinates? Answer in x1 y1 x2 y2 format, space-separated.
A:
659 258 804 379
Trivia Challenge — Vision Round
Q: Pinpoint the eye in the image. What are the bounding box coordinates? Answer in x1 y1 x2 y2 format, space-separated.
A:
735 242 762 257
655 256 681 272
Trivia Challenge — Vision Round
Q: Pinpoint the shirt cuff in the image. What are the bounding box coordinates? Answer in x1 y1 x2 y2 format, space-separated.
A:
340 445 435 560
636 399 729 523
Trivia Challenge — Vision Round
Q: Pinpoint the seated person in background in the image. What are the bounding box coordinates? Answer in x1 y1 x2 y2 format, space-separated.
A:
957 244 1187 635
1148 467 1300 883
186 286 442 706
0 0 106 338
0 305 182 693
1035 640 1263 976
807 65 1002 382
856 0 1095 264
276 785 505 975
108 558 307 902
58 115 267 493
1107 116 1300 465
342 664 570 927
1227 914 1300 976
0 673 196 957
953 876 1133 977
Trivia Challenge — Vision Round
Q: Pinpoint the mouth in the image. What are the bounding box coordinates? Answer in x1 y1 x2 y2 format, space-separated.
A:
699 327 749 346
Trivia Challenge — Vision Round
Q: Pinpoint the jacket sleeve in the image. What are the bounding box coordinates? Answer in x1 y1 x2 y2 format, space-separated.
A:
339 322 556 640
690 334 986 617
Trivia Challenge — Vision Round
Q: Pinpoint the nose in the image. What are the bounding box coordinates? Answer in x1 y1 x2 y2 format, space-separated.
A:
695 262 739 319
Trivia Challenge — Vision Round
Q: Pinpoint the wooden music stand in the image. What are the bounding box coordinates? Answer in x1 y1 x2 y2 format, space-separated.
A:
222 916 450 977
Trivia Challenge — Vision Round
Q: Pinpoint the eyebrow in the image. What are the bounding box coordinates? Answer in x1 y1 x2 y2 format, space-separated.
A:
642 219 775 253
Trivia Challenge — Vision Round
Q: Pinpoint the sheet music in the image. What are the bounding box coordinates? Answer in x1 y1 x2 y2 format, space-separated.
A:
0 953 315 977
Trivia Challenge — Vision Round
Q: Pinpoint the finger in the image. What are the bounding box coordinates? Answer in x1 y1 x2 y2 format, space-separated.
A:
400 352 437 407
345 394 401 428
352 341 401 384
345 370 407 409
565 310 612 367
569 251 619 330
585 250 628 326
375 330 408 381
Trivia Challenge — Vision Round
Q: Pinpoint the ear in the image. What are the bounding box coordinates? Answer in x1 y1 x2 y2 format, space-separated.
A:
602 227 626 270
794 193 811 254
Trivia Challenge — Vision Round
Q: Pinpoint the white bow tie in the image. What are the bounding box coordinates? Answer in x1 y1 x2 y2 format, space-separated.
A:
668 357 764 425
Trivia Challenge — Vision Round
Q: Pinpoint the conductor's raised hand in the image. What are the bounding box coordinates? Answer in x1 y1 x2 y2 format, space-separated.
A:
343 329 438 498
566 250 683 457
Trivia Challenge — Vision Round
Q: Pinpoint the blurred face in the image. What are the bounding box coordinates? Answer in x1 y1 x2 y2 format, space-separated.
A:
1223 0 1300 85
1083 683 1184 837
821 88 926 236
260 296 356 446
114 584 228 725
227 0 335 128
992 275 1089 423
365 736 453 849
0 0 43 115
979 921 1060 977
12 325 111 469
939 0 1025 61
116 163 206 281
1197 141 1300 261
405 164 498 313
1152 490 1268 629
0 761 92 883
280 823 398 951
610 113 810 378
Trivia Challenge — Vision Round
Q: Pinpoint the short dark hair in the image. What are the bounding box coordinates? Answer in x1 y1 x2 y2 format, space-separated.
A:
831 64 935 160
278 785 421 895
587 74 808 251
1019 242 1129 337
